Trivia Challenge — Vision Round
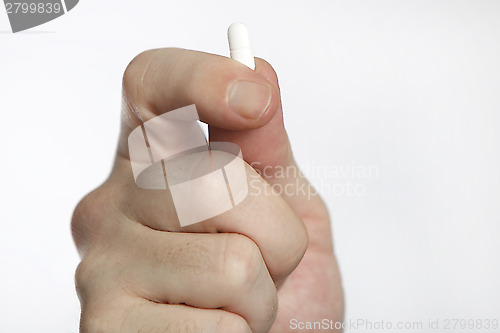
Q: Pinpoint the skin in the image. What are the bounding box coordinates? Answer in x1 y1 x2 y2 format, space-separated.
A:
72 48 344 332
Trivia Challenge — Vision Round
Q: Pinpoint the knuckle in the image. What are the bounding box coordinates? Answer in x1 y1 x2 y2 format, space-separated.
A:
71 186 117 254
122 48 176 103
276 223 308 280
74 259 89 293
273 214 309 281
294 223 309 266
267 291 279 325
223 234 263 290
122 50 153 91
74 255 101 302
75 250 129 303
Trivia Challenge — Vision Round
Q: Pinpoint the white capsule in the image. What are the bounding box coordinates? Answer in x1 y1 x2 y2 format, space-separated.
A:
227 22 255 70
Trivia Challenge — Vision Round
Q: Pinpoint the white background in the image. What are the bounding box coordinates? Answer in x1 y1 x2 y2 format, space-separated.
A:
1 0 499 332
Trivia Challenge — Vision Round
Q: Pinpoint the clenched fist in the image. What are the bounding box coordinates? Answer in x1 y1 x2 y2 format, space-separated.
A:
72 48 343 332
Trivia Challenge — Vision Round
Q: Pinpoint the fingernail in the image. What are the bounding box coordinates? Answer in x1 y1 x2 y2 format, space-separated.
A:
228 81 272 121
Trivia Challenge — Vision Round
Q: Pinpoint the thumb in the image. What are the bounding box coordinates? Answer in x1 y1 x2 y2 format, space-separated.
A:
209 58 328 224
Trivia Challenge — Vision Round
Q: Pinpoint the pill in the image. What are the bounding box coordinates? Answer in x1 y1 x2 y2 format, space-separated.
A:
228 22 255 70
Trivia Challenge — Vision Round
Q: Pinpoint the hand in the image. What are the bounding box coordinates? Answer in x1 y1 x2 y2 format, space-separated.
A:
72 48 344 332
